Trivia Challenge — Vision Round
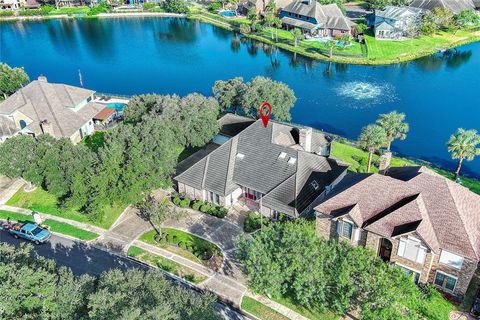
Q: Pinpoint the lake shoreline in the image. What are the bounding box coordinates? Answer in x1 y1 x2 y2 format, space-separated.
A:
1 12 479 65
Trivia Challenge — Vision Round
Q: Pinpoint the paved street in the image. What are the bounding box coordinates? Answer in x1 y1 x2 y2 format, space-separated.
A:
0 229 246 320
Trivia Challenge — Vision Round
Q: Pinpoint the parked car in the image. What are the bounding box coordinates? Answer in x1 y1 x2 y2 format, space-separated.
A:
4 222 51 244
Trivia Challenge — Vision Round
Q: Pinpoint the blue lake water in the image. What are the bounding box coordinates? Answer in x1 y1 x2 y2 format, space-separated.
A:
1 17 479 175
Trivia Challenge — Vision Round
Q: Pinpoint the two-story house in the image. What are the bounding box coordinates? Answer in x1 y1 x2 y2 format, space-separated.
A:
368 6 423 40
0 76 106 144
175 114 349 219
280 0 354 36
315 163 480 299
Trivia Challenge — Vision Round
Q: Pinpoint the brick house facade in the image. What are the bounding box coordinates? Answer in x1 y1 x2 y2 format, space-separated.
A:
315 166 480 298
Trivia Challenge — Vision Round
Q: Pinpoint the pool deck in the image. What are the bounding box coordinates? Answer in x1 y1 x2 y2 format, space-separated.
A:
93 97 130 105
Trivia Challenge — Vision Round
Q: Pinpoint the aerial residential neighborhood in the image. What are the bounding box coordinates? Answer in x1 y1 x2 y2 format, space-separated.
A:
0 0 480 319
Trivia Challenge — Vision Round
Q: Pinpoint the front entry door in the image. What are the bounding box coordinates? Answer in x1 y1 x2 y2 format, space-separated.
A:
378 238 393 262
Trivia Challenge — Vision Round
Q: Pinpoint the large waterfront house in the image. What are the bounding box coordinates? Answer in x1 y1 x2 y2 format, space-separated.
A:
279 1 354 36
367 6 423 40
175 114 349 219
240 0 294 14
0 0 21 10
409 0 479 14
315 163 480 299
0 76 105 144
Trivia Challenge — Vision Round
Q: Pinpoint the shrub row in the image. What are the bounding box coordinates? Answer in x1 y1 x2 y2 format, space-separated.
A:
171 194 228 218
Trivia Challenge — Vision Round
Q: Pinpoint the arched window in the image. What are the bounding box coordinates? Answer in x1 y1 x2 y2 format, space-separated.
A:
19 120 27 129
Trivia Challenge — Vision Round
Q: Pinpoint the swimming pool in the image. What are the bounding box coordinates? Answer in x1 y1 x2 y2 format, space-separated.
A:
219 10 236 17
106 103 126 112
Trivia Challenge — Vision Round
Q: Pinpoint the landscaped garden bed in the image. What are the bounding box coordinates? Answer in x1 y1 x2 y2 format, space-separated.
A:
0 210 99 241
127 246 207 284
139 228 223 270
171 192 228 218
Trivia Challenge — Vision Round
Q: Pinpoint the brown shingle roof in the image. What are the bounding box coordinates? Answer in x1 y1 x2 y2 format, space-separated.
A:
315 167 480 259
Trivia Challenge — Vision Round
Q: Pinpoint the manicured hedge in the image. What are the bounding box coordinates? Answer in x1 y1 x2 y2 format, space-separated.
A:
171 193 228 218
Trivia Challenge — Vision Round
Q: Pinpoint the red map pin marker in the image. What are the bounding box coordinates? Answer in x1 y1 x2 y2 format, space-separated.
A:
259 101 272 128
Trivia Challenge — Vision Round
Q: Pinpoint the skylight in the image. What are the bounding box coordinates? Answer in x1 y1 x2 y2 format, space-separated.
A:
236 153 245 159
310 180 319 190
288 157 296 165
278 152 287 159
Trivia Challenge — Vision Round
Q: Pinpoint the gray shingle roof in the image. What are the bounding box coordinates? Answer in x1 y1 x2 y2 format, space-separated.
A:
176 118 348 217
282 2 354 30
315 167 480 260
410 0 475 14
375 5 423 20
0 80 102 138
0 115 19 139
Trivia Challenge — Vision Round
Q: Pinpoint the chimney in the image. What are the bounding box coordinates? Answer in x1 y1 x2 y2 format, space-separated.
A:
38 75 48 82
299 127 313 152
40 120 54 137
379 151 392 174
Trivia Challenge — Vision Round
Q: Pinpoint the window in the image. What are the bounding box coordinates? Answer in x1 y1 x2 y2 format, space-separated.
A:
336 219 353 239
397 237 427 264
272 210 280 221
209 191 220 204
19 120 27 129
278 152 287 159
439 250 464 270
87 96 92 103
310 180 319 190
434 271 457 292
399 265 420 284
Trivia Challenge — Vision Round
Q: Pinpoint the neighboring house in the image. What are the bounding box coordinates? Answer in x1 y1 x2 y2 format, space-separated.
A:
368 6 423 40
175 114 349 219
315 162 480 299
0 76 105 144
0 115 20 143
410 0 478 14
0 0 22 10
239 0 294 14
280 1 354 36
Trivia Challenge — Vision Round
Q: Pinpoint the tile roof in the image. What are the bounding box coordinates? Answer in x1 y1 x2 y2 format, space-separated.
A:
410 0 476 14
93 107 116 121
176 118 348 217
0 80 103 138
315 167 480 260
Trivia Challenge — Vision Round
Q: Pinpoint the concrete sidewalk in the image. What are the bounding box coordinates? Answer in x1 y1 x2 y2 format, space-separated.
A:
0 177 23 205
0 204 106 235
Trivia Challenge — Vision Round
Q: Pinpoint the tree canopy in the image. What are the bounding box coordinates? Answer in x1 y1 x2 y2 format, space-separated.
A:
0 63 30 99
236 219 454 320
0 243 220 319
212 76 296 122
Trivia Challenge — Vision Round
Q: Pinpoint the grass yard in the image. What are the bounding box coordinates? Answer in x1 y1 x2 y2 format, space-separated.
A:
127 246 207 284
274 296 339 320
331 141 480 195
48 7 90 15
139 229 222 264
241 296 289 320
6 188 125 229
365 30 480 62
0 210 99 240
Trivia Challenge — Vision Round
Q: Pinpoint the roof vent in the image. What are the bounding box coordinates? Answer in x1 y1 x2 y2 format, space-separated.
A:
288 157 297 165
310 180 320 190
236 153 245 160
278 152 287 159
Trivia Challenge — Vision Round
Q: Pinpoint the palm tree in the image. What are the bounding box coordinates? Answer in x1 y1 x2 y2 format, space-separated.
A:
358 124 387 173
291 28 303 47
376 111 409 151
325 39 335 58
447 128 480 179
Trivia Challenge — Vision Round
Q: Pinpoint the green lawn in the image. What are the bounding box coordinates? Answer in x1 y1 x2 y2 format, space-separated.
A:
48 7 90 15
127 246 207 284
331 141 480 195
139 229 222 264
0 210 99 241
241 296 289 320
6 188 125 229
365 30 480 62
273 296 338 320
